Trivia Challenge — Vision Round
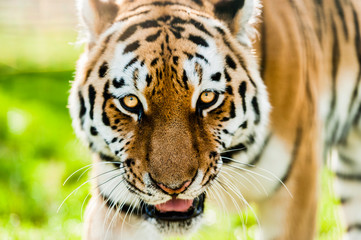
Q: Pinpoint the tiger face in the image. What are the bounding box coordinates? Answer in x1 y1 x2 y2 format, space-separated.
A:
69 0 270 235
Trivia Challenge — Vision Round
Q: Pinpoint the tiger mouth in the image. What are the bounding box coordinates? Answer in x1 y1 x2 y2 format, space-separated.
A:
144 193 205 221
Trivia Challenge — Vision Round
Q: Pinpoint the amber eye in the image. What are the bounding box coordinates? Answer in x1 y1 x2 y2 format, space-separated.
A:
120 94 143 120
196 91 219 116
200 91 216 104
122 95 139 109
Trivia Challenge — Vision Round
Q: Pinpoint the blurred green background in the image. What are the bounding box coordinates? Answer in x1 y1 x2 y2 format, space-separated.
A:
0 0 343 239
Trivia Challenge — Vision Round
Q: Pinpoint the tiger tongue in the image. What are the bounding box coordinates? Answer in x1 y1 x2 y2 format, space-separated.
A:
155 198 193 213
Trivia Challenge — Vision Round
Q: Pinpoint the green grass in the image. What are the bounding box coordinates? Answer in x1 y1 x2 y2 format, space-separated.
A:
0 27 343 239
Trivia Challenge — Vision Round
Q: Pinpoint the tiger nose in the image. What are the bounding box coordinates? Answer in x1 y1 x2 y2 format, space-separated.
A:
157 181 191 195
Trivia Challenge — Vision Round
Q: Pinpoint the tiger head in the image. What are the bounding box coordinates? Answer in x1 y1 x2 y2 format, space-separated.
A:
69 0 270 235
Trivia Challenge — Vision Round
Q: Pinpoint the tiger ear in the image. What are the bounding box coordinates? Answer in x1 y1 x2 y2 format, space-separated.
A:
77 0 119 45
213 0 261 47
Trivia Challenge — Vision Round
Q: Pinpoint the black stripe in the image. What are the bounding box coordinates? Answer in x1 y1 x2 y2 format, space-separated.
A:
225 55 236 69
151 58 159 66
353 103 361 125
334 0 349 40
191 0 203 6
182 70 189 90
98 62 108 78
99 153 117 162
347 224 361 232
215 27 257 88
189 19 212 36
188 34 208 47
88 85 96 120
338 153 356 166
251 97 260 124
221 143 247 162
326 17 340 128
279 127 302 185
336 172 361 181
349 7 361 119
220 117 230 122
315 0 325 43
224 69 231 82
170 16 187 25
113 78 125 88
330 120 339 144
144 74 152 88
139 20 160 28
123 41 140 54
225 86 233 95
90 126 98 136
117 10 151 23
214 0 245 19
102 81 111 126
124 58 138 69
146 30 162 42
132 69 139 90
118 25 138 41
173 56 179 65
249 134 272 165
78 91 86 119
240 121 247 129
157 15 170 22
170 28 182 39
211 72 222 81
340 197 350 204
239 81 247 113
195 53 208 64
229 102 236 119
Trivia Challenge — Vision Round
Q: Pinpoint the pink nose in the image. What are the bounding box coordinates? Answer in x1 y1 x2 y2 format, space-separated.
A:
157 181 191 195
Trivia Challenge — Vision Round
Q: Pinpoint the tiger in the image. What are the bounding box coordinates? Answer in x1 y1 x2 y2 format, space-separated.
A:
68 0 361 239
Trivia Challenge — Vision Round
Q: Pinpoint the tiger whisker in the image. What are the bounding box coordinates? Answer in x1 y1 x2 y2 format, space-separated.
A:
125 198 140 226
215 179 248 236
81 192 91 220
215 179 249 239
221 166 260 193
63 161 123 186
120 197 138 236
221 165 268 196
222 156 293 197
220 147 247 154
216 177 262 231
204 188 225 222
58 170 124 213
104 187 129 239
77 162 124 182
221 156 256 168
244 171 269 197
102 180 127 231
222 161 273 182
210 181 229 221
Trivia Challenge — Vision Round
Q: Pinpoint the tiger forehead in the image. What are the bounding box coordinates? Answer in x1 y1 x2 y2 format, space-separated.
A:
115 12 216 59
105 10 230 90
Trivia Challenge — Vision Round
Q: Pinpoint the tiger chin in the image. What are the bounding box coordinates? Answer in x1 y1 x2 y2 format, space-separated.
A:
69 0 361 239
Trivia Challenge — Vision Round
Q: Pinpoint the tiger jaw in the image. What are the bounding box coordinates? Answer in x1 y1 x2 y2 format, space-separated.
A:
144 194 205 221
98 166 209 234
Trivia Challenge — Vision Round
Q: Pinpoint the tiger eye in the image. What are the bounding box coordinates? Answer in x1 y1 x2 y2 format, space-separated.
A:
123 95 139 108
200 91 216 104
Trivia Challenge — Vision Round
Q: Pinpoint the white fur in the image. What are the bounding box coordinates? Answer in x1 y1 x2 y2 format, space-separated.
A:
236 0 262 47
